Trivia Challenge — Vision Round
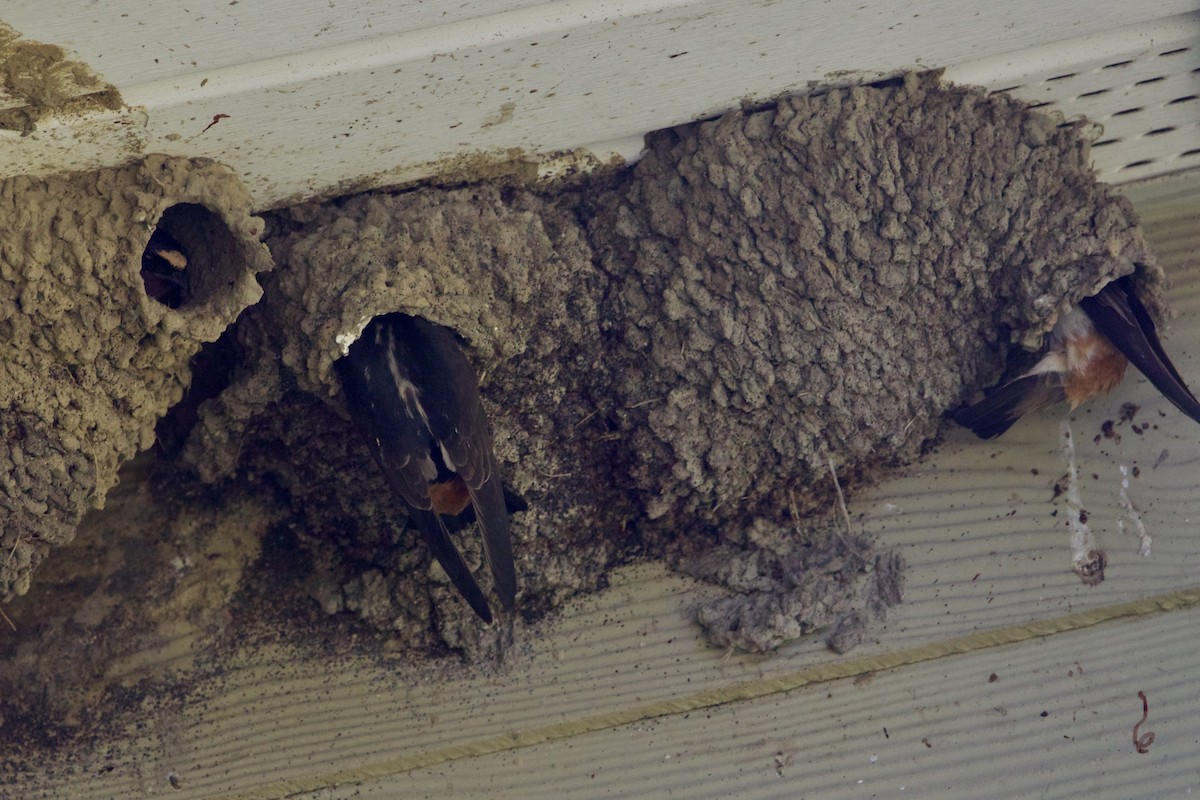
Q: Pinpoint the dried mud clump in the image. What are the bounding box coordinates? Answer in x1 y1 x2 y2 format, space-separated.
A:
0 155 272 601
680 520 906 654
0 22 123 134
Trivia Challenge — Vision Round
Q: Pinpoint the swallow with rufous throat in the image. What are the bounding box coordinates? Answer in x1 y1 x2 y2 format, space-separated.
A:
954 274 1200 439
336 312 517 622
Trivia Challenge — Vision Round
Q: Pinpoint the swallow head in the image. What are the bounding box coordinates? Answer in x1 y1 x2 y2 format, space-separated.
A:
335 312 517 622
141 229 190 308
955 274 1200 439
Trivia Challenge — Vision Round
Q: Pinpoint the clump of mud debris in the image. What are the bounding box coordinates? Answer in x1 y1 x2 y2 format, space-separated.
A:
0 72 1160 745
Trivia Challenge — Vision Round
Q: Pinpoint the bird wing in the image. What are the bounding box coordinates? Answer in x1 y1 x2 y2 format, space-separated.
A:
953 372 1066 439
464 458 517 611
337 317 495 621
336 323 437 511
1080 275 1200 424
405 317 517 612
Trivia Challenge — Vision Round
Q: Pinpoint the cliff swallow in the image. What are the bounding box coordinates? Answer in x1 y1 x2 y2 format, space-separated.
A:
335 313 516 622
141 228 189 308
955 275 1200 439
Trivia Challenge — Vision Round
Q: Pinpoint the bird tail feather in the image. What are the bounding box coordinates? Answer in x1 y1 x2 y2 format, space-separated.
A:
409 507 494 623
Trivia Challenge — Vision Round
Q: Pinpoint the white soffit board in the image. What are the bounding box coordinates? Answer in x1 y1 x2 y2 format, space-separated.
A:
944 16 1200 184
0 2 1197 209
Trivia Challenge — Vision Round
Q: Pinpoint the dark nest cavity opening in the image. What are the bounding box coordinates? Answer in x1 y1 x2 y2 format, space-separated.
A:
141 202 253 311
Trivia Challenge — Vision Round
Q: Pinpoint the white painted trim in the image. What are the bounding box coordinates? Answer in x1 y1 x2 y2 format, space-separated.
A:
1 2 1197 207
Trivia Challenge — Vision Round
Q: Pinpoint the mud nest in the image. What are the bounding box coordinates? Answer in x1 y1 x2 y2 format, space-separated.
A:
1 72 1159 657
0 155 271 601
174 72 1153 654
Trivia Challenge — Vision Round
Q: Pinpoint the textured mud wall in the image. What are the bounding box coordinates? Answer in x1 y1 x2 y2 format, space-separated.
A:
188 186 627 651
175 73 1156 653
584 73 1157 527
0 155 272 601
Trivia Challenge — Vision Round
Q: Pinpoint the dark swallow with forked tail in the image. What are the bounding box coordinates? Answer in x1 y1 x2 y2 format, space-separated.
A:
955 274 1200 439
336 313 516 622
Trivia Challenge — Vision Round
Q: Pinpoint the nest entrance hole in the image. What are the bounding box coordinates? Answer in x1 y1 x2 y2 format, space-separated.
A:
140 203 247 310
